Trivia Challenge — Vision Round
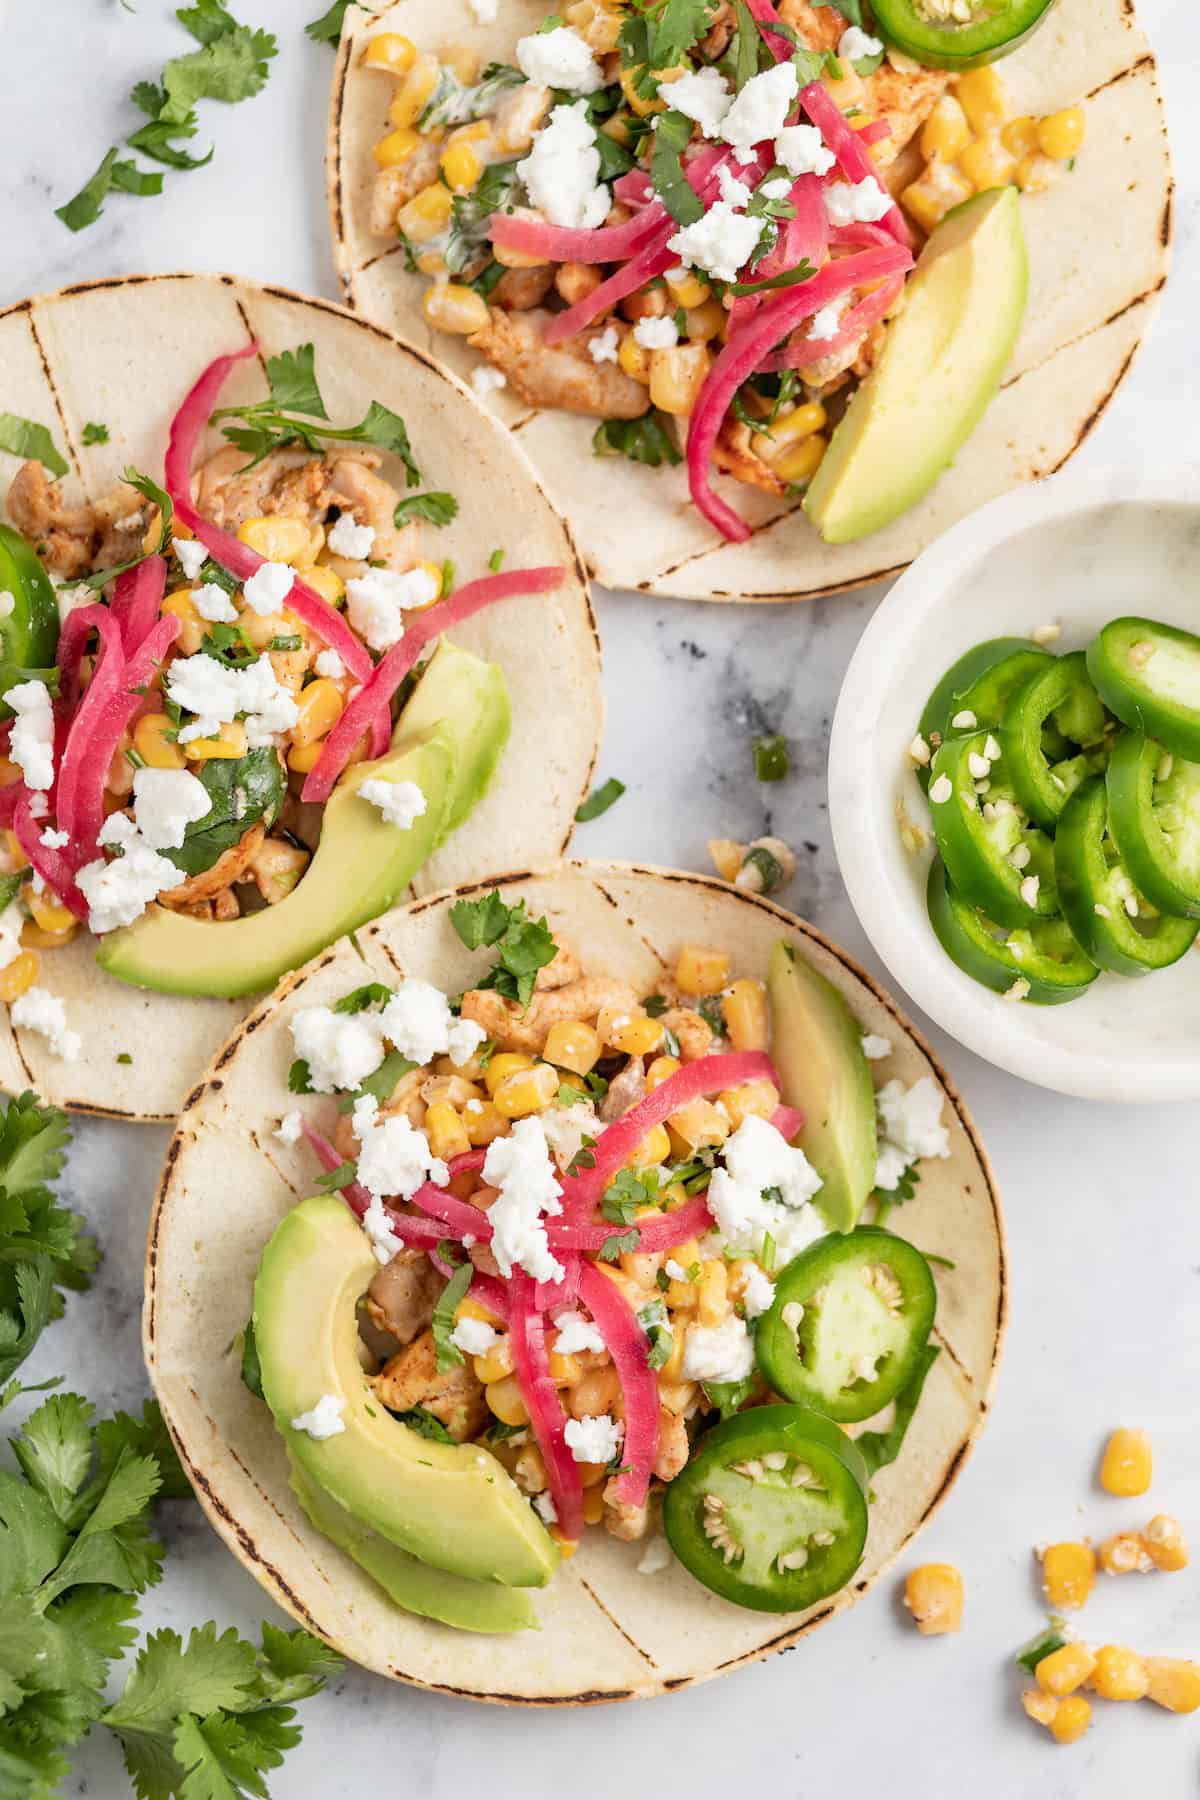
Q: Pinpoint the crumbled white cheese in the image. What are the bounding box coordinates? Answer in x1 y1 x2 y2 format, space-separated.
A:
681 1317 754 1384
290 1005 386 1094
361 1194 404 1266
534 1490 558 1524
242 560 295 617
172 537 208 582
326 512 376 561
552 1311 606 1357
588 325 619 365
0 901 24 973
190 581 238 624
345 565 440 652
314 648 345 680
824 176 892 225
665 1258 688 1282
166 652 299 746
539 1099 598 1172
352 1092 448 1201
637 1535 673 1575
10 987 81 1061
634 315 679 350
807 306 841 341
564 1412 623 1464
861 1033 891 1061
740 1264 776 1320
668 200 762 284
666 65 733 138
39 826 69 850
446 1016 487 1068
358 777 427 831
838 24 883 60
275 1110 304 1145
76 812 187 934
721 61 798 163
705 1115 825 1261
760 176 792 200
450 1315 499 1357
482 1115 565 1284
290 1394 345 1439
131 767 212 851
518 101 610 230
516 25 603 95
874 1076 951 1191
774 123 836 178
471 365 508 397
4 682 55 791
378 979 465 1067
715 164 753 208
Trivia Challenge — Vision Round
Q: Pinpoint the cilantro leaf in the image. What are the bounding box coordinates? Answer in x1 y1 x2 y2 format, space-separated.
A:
650 110 704 226
598 1228 640 1262
601 1167 659 1227
333 982 392 1015
335 1047 418 1115
213 346 420 484
449 892 558 1008
729 259 817 297
314 1160 358 1195
729 0 768 89
127 114 216 171
163 749 284 880
81 422 110 447
636 0 717 67
393 1407 455 1444
261 344 327 419
592 412 682 468
431 1262 474 1373
392 492 459 530
855 1344 939 1477
64 465 175 592
0 1095 96 1383
306 0 352 44
575 777 625 823
162 26 278 114
287 1059 313 1095
637 1299 674 1370
814 0 864 27
0 415 68 479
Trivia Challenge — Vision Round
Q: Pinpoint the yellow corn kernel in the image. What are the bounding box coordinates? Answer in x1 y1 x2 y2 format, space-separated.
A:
236 607 287 650
1098 1530 1150 1575
0 950 39 1004
920 93 971 162
683 298 725 344
720 978 768 1053
542 1019 601 1076
287 738 326 774
133 711 185 771
903 1563 964 1635
473 1335 515 1385
425 1101 470 1161
1100 1427 1152 1496
298 564 345 606
627 1122 671 1169
1050 1696 1091 1745
1037 105 1085 161
708 839 743 884
617 332 652 385
956 65 1010 134
422 282 490 336
667 1098 729 1154
774 434 828 487
484 1051 534 1098
649 343 711 417
485 1375 529 1427
754 401 828 467
1041 1541 1096 1609
697 1258 729 1328
185 720 247 762
388 53 439 129
567 0 623 54
1090 1645 1150 1701
292 678 345 749
610 1013 665 1058
161 589 204 655
658 1323 689 1385
1146 1658 1200 1714
397 182 454 243
373 126 422 170
493 1062 559 1119
958 133 1017 193
822 57 865 112
901 161 973 233
1014 152 1058 193
494 87 553 154
21 922 77 950
237 514 313 566
1036 1642 1097 1697
646 1055 681 1091
441 43 480 84
718 1079 780 1132
363 32 416 74
665 267 711 308
582 1484 606 1525
675 945 731 996
1021 1688 1059 1729
457 1295 501 1327
1001 114 1040 157
27 888 75 934
620 64 668 117
440 140 483 194
1143 1513 1189 1572
548 1350 582 1386
4 832 27 871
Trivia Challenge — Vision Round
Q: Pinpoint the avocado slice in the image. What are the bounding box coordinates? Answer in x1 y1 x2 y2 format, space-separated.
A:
254 1196 558 1589
288 1456 538 1634
767 940 877 1232
804 186 1028 544
96 641 510 999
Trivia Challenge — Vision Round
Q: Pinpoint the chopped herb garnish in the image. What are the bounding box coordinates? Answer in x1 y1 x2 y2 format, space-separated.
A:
337 1047 418 1114
333 982 393 1015
697 994 726 1037
637 1298 674 1369
644 994 668 1017
488 547 505 572
237 1317 263 1397
82 421 111 446
287 1058 314 1094
315 1158 358 1194
761 1230 776 1273
593 412 682 468
575 777 626 823
567 1135 597 1175
753 733 789 781
432 1260 475 1371
62 465 175 592
855 1344 939 1476
0 415 68 479
601 1167 659 1227
392 490 459 529
394 1406 456 1443
305 0 351 44
729 259 817 297
116 1052 133 1065
651 109 705 226
213 342 420 482
1015 1622 1069 1674
0 1093 97 1382
598 1228 641 1262
448 891 558 1008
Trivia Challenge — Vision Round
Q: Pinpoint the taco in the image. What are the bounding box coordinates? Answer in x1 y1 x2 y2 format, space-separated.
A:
329 0 1170 601
0 275 601 1121
146 862 1004 1702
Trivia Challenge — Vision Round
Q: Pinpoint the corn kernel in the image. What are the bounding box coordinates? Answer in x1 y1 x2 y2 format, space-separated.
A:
388 53 439 129
665 267 711 308
658 1327 689 1386
4 831 27 871
548 1350 582 1386
238 607 289 650
582 1484 606 1524
185 720 247 761
1090 1645 1150 1701
493 1062 559 1119
440 140 483 194
485 1375 529 1427
1146 1658 1200 1714
422 282 490 336
1041 1541 1096 1609
775 433 828 487
397 182 454 243
718 1079 780 1131
1014 152 1057 193
1037 105 1085 162
903 1563 964 1635
1098 1530 1150 1575
920 93 971 162
442 43 480 84
649 343 711 417
958 133 1017 193
720 978 769 1052
298 564 345 606
457 1295 500 1326
754 401 828 466
292 678 345 749
484 1052 534 1097
1100 1427 1152 1496
161 590 205 655
473 1336 515 1385
822 58 865 111
542 1019 601 1076
133 711 185 771
956 66 1010 134
1143 1513 1189 1572
675 946 731 996
617 331 652 384
902 160 973 234
1021 1688 1059 1728
1001 114 1040 157
627 1122 671 1169
27 888 75 934
363 32 416 74
567 0 623 54
1036 1642 1096 1697
684 299 726 344
0 950 39 1003
373 126 422 170
697 1258 729 1327
610 1013 665 1057
237 514 313 566
667 1098 729 1153
708 839 743 884
287 739 326 774
425 1101 470 1161
1050 1696 1091 1744
646 1055 681 1090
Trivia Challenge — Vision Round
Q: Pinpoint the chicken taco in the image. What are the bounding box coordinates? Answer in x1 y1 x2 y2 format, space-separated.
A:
147 862 1004 1701
329 0 1169 600
0 276 600 1120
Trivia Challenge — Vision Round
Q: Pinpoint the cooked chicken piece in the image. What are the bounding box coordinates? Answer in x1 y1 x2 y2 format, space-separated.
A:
157 823 265 908
653 1407 690 1482
370 140 441 235
92 481 156 573
375 1327 489 1441
535 940 581 992
493 265 556 312
461 977 641 1054
712 417 788 498
325 455 421 571
194 446 317 531
468 310 650 420
212 888 240 921
513 1440 548 1495
366 1248 444 1348
700 0 735 58
601 1057 646 1123
5 462 97 577
603 1480 651 1541
249 836 309 905
659 1007 714 1062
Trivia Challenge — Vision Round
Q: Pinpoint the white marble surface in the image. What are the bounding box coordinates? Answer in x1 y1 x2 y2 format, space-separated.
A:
4 3 1200 1794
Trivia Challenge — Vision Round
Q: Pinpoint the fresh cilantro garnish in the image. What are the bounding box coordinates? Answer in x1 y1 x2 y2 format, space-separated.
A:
488 548 505 572
813 0 864 27
333 982 393 1015
0 1094 97 1384
287 1059 314 1094
394 1406 455 1443
432 1261 474 1371
697 994 726 1038
315 1159 359 1194
729 259 817 298
211 342 420 483
651 110 704 226
446 158 523 280
55 148 164 231
269 632 303 652
873 1161 921 1209
662 1024 681 1058
637 1299 674 1370
235 1319 263 1398
656 1267 670 1292
855 1344 939 1476
62 465 175 592
449 891 558 1008
598 1228 641 1262
0 414 69 478
728 0 769 88
593 412 682 468
622 0 716 69
567 1136 597 1176
81 421 110 446
575 777 626 823
752 732 789 780
392 491 459 530
761 1230 776 1273
305 0 351 44
483 1419 526 1443
1014 1623 1069 1675
669 1148 717 1193
198 618 256 667
601 1167 659 1227
164 748 284 879
336 1047 418 1114
643 994 668 1017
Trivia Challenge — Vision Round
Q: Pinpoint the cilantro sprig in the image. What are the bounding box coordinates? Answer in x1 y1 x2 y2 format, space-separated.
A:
449 892 558 1009
0 415 69 480
0 1094 97 1385
211 343 420 483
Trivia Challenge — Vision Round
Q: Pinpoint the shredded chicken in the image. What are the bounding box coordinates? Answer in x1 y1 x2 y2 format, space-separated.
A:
603 1480 651 1541
658 1007 715 1062
369 140 440 235
249 836 309 906
156 823 265 908
365 1249 444 1349
712 418 789 498
374 1328 489 1441
461 976 641 1054
653 1407 690 1482
600 1056 646 1122
324 455 421 571
468 309 650 419
6 462 99 577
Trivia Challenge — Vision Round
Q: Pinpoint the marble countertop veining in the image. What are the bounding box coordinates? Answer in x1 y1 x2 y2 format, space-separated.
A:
5 2 1200 1794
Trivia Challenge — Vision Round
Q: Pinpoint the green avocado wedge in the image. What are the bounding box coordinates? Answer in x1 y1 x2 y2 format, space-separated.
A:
96 641 510 999
288 1456 538 1635
804 187 1028 544
766 940 877 1232
255 1197 558 1589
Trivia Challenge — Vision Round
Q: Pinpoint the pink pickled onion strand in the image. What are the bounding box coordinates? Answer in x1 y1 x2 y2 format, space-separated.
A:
509 1270 583 1540
0 784 20 827
55 602 113 715
686 243 912 540
576 1263 658 1509
741 0 794 57
728 172 829 331
534 1250 580 1314
110 555 167 656
490 206 667 265
53 607 127 848
411 1180 494 1243
13 791 87 919
301 1120 383 1223
448 1148 487 1177
558 1051 780 1213
548 1191 713 1254
770 1103 805 1142
760 271 905 372
799 82 911 248
544 236 676 345
613 169 654 206
67 615 181 869
829 220 898 251
301 565 566 804
856 118 892 147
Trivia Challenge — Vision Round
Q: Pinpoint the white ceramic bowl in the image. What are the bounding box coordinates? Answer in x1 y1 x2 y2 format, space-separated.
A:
829 464 1200 1103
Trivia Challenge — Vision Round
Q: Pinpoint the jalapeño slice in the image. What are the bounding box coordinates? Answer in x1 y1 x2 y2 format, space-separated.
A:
663 1406 868 1613
926 855 1097 1003
1087 618 1200 761
1106 732 1200 920
916 638 1052 790
756 1229 936 1424
928 731 1058 927
0 524 60 717
999 652 1110 828
1054 777 1199 976
871 0 1057 69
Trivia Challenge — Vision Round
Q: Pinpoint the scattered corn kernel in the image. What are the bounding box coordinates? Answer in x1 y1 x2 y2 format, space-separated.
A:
425 1101 470 1162
387 53 439 129
665 268 711 308
1100 1427 1152 1496
542 1019 601 1076
903 1563 964 1635
485 1375 530 1427
363 32 416 74
958 133 1017 193
1050 1695 1091 1745
675 945 731 996
1036 1641 1096 1697
0 950 39 1004
161 589 205 655
920 93 971 162
287 739 326 774
292 678 345 748
27 888 75 934
708 838 742 884
397 182 454 242
774 434 827 487
422 281 490 336
901 162 973 233
1021 1688 1058 1728
441 140 484 193
1090 1644 1150 1701
484 1051 534 1097
1037 105 1085 161
1098 1530 1152 1575
494 1062 559 1119
473 1335 515 1385
718 1078 779 1131
608 1013 664 1058
1000 114 1040 157
237 514 313 565
956 66 1010 134
441 43 480 84
721 978 769 1053
184 720 247 761
646 1055 681 1090
1014 152 1057 193
1143 1513 1189 1572
697 1258 729 1328
649 343 711 417
299 563 345 606
667 1098 729 1153
133 711 185 770
617 332 651 384
463 1099 507 1147
1041 1541 1096 1610
627 1122 671 1169
373 126 422 170
1146 1658 1200 1714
